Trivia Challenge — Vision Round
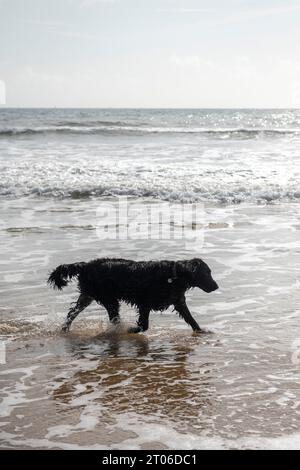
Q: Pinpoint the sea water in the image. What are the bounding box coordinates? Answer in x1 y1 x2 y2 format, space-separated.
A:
0 108 300 449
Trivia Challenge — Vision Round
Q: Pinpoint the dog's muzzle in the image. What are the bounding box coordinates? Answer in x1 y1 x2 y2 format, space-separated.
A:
202 280 219 292
210 281 219 292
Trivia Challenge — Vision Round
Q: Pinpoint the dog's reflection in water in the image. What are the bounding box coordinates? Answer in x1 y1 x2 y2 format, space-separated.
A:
52 330 214 423
64 326 150 357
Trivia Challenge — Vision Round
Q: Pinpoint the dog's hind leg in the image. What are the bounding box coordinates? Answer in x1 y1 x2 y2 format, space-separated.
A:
62 294 93 332
128 308 150 333
174 299 203 333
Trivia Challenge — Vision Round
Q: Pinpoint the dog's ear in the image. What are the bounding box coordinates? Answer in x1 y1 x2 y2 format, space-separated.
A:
188 258 202 272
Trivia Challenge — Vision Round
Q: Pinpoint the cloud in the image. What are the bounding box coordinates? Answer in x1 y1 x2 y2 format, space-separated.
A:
65 0 114 8
209 3 300 26
250 3 300 16
17 18 96 39
158 3 300 26
21 66 66 84
169 55 214 69
79 0 115 6
157 8 215 14
17 19 72 27
47 30 97 39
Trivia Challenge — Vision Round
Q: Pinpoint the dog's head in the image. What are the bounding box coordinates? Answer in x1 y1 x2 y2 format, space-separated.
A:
184 258 218 292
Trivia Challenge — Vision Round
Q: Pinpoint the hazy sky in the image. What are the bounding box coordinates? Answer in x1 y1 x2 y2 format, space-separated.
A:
1 0 300 107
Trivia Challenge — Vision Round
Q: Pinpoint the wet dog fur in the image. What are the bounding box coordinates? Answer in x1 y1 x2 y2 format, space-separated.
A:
48 257 218 333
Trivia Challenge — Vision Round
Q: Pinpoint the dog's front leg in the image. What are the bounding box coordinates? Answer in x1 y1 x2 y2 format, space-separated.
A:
101 300 120 326
174 299 203 332
128 308 150 333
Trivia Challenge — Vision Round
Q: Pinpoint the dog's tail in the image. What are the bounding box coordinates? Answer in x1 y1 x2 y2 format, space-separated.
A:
47 262 86 290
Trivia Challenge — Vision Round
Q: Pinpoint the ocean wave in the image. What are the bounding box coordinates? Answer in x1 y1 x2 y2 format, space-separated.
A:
0 126 299 138
55 119 143 128
1 182 300 204
1 126 299 204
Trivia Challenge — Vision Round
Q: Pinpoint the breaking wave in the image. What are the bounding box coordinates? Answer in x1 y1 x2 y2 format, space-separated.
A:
1 125 300 138
1 109 300 205
1 176 300 204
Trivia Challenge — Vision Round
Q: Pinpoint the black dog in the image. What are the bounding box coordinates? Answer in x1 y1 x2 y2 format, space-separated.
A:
48 258 218 333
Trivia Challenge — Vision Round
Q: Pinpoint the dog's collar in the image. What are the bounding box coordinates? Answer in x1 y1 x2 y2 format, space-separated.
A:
167 262 177 284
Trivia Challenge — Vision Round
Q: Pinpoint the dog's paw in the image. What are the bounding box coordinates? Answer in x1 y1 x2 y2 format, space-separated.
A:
193 328 206 335
193 328 211 335
127 326 142 334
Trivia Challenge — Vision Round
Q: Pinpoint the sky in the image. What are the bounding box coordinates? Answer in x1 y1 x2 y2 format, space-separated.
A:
0 0 300 108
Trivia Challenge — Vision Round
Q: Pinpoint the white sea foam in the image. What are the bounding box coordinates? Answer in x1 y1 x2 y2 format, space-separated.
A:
0 108 300 204
0 146 299 203
111 414 300 449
